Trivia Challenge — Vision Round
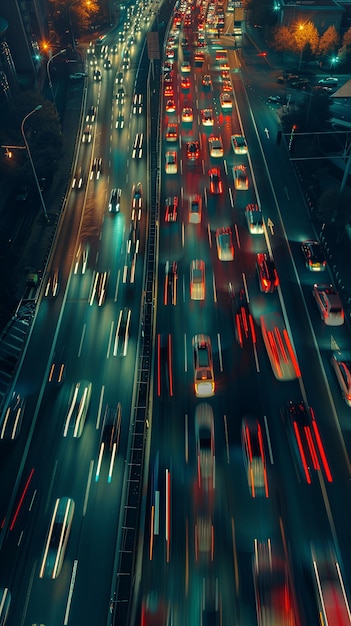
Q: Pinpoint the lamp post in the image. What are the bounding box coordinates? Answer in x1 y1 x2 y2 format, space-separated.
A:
330 56 338 76
21 106 49 222
47 49 66 115
297 24 305 71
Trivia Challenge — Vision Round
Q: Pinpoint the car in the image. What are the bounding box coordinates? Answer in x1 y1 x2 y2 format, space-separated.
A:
90 271 109 306
215 227 234 261
233 165 248 190
72 165 84 189
86 105 96 122
222 79 232 92
115 112 125 129
208 168 223 194
109 188 121 212
260 312 300 381
82 125 92 143
165 196 178 222
202 74 212 87
39 497 75 579
195 403 215 488
190 259 205 300
93 69 102 81
331 351 351 406
311 545 351 626
301 240 326 271
193 334 215 398
313 283 344 326
201 108 214 126
187 140 200 161
0 588 10 625
74 241 89 275
0 392 25 441
48 357 65 385
194 51 205 65
103 56 112 69
69 72 87 79
114 309 131 357
221 68 230 79
220 92 232 109
246 203 264 234
116 71 124 84
231 134 248 155
181 76 191 89
165 150 177 173
241 417 268 497
267 94 284 104
256 253 279 293
122 58 130 70
231 285 256 349
95 404 122 481
318 76 338 85
133 94 142 114
189 194 202 224
208 136 223 158
165 98 176 113
181 61 191 72
131 133 143 159
91 157 102 179
141 595 170 626
195 516 214 561
253 540 297 626
63 381 92 437
164 261 178 305
116 86 125 103
166 123 178 141
163 60 173 73
45 269 60 297
283 400 332 484
182 107 193 122
164 71 173 84
166 47 175 59
132 182 143 215
164 84 174 97
290 77 309 89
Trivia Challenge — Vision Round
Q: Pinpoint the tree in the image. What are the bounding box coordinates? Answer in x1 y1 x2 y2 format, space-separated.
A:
318 26 339 65
48 0 100 45
338 27 351 69
270 25 296 58
295 21 319 66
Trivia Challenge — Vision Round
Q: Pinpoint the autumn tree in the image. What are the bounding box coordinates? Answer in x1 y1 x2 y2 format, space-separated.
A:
338 26 351 69
270 25 296 60
318 26 339 65
48 0 100 45
295 21 319 66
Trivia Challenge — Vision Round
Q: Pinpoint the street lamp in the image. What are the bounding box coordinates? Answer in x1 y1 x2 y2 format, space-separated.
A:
330 56 339 76
297 24 305 71
21 106 49 222
47 49 66 115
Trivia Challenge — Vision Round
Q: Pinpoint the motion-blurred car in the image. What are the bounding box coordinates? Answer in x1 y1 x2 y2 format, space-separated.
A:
231 134 248 155
96 404 122 482
164 84 174 97
201 108 214 126
132 182 142 214
164 261 178 305
165 151 177 174
166 123 178 141
311 544 351 626
91 157 102 179
256 253 279 293
220 92 232 109
208 168 223 194
195 403 215 487
181 76 191 89
182 107 193 122
165 196 178 222
301 240 326 271
0 392 25 441
109 188 121 212
45 269 60 297
86 105 96 122
115 112 125 129
114 309 131 357
202 74 212 87
181 61 191 72
246 203 264 234
74 241 89 274
116 86 125 103
190 259 205 300
215 227 234 261
187 140 199 161
189 195 202 224
233 165 248 190
0 588 10 625
165 99 176 112
241 417 268 497
231 285 256 349
331 351 351 406
260 312 300 380
39 497 75 579
313 283 344 326
93 69 102 81
63 381 92 437
116 71 123 84
72 165 84 189
193 334 215 397
103 57 112 69
82 125 92 143
222 79 232 91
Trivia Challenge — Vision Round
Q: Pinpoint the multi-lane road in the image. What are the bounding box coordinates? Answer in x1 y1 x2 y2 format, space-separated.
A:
1 0 351 625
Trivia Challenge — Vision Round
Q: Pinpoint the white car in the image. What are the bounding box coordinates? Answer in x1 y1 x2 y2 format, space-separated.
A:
201 108 214 127
246 204 264 234
318 76 338 85
189 195 202 224
190 260 205 300
313 283 344 326
39 497 75 579
82 125 92 143
181 61 191 72
231 134 248 154
193 334 215 397
208 136 223 158
165 150 177 173
182 107 193 122
220 92 232 109
215 227 234 261
195 403 215 488
233 165 248 190
331 351 351 406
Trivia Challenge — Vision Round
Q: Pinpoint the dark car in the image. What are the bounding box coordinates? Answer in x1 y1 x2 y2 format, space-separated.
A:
301 240 326 271
256 253 279 293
